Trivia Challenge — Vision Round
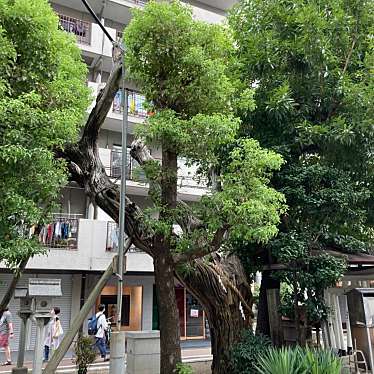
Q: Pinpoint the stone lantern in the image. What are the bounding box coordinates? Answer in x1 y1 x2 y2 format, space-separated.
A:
13 279 62 374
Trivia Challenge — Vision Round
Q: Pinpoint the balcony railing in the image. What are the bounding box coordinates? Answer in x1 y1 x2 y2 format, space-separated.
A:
113 90 148 117
37 213 81 250
129 0 148 5
107 150 207 189
58 14 91 45
109 149 146 181
116 30 123 43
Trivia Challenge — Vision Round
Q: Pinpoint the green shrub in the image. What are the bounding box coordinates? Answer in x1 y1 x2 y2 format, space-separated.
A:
256 346 341 374
74 336 97 374
230 329 271 373
176 362 194 374
303 348 341 374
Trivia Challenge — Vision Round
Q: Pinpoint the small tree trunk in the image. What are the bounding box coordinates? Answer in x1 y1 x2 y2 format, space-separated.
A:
154 251 181 373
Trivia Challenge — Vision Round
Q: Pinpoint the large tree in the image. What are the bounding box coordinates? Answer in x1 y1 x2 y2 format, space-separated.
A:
229 0 374 342
60 2 285 373
0 0 90 309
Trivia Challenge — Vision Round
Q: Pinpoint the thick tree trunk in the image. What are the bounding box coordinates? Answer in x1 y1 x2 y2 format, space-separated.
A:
154 251 182 373
177 255 253 374
154 146 181 372
256 271 271 337
256 270 282 345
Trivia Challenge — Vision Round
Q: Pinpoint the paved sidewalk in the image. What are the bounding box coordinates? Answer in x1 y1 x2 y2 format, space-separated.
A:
0 346 212 373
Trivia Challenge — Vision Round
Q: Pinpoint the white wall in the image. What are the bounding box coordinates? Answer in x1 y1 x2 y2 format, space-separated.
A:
12 219 155 273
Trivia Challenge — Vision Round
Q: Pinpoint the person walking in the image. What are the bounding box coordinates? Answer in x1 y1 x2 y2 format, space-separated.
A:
44 307 63 362
95 305 108 362
0 308 14 366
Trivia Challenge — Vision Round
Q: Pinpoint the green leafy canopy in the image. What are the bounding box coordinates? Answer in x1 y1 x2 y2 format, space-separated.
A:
124 0 286 253
0 0 90 269
230 0 373 322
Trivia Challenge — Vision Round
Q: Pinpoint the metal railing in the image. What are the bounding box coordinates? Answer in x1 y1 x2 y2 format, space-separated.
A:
116 30 123 43
58 14 91 45
109 149 146 181
37 213 81 250
128 0 148 5
107 150 207 189
113 90 148 117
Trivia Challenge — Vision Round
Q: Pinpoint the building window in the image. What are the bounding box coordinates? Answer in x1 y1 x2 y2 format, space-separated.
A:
58 14 91 45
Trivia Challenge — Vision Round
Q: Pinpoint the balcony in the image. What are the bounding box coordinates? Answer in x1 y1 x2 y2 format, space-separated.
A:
58 14 91 45
99 147 208 200
25 219 154 272
106 221 143 252
57 12 116 66
113 90 148 118
37 213 81 250
87 82 145 133
108 148 146 181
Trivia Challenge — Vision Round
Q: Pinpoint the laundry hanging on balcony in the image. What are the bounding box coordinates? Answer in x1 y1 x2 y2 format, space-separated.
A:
37 218 78 249
106 222 119 252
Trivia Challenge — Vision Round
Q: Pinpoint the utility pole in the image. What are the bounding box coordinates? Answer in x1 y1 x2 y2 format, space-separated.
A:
80 1 129 373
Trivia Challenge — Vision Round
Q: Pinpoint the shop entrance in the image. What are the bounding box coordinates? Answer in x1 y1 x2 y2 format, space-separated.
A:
98 285 143 331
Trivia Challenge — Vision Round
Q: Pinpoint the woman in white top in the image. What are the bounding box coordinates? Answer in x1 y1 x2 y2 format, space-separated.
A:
43 307 63 362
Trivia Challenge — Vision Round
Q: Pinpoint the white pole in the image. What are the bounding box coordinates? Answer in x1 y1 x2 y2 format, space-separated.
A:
110 41 128 374
326 291 336 349
343 295 353 352
334 294 345 354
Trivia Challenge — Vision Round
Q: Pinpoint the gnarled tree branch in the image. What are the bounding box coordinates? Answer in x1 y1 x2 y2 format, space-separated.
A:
82 62 122 146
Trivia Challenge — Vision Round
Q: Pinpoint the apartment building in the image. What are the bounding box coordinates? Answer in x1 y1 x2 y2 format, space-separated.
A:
0 0 236 354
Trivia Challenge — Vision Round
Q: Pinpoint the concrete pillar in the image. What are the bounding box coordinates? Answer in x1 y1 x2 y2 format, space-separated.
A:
141 279 154 330
16 314 29 368
87 203 95 219
32 318 46 374
126 331 160 374
109 331 126 374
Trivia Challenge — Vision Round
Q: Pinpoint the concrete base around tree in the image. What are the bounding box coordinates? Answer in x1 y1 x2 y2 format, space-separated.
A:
126 331 160 374
11 368 28 374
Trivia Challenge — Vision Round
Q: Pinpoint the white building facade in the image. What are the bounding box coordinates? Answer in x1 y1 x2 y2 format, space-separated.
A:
0 0 237 354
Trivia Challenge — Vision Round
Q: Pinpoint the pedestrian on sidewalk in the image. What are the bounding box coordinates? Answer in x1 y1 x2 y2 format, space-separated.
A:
44 307 64 362
95 304 109 362
0 308 14 366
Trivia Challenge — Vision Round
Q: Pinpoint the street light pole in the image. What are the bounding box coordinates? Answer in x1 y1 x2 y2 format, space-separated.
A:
79 2 128 372
116 56 129 331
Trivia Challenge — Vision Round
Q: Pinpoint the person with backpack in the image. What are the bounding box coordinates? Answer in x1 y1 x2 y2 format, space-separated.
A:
90 304 108 361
